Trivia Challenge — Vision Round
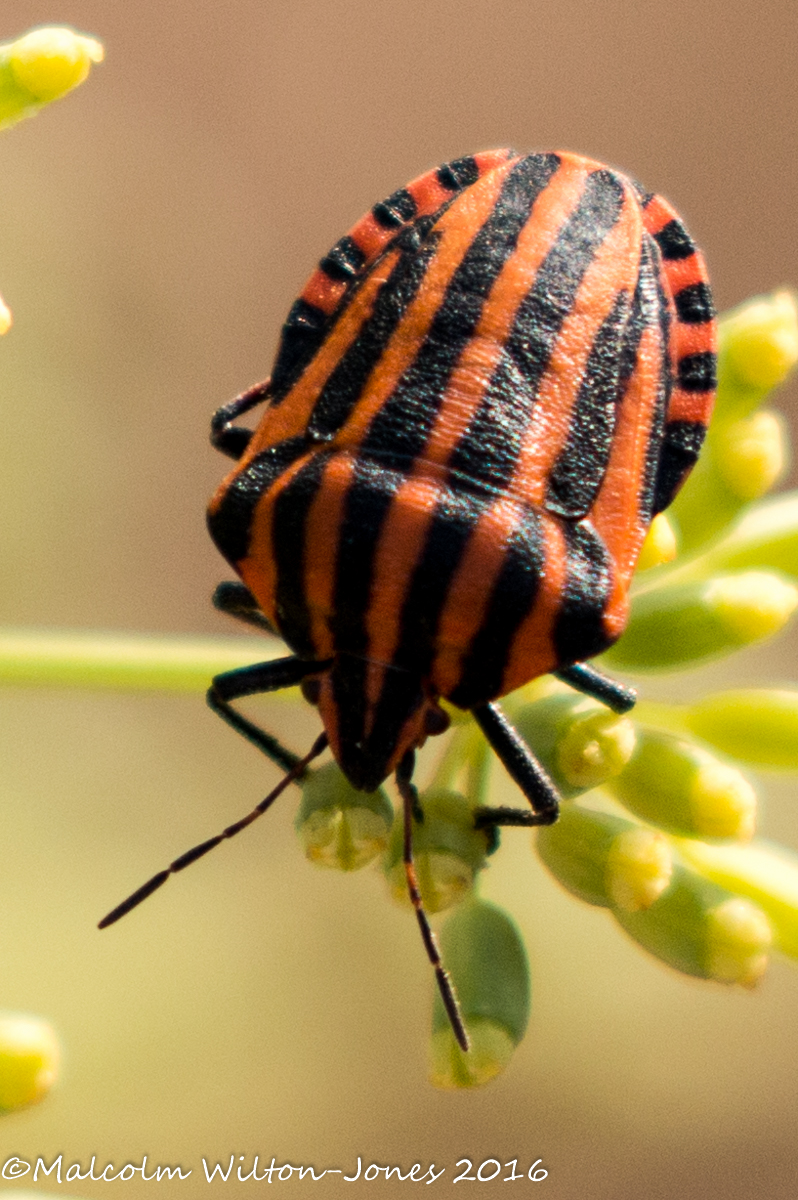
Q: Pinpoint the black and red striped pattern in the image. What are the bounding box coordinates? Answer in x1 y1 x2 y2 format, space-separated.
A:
208 150 716 789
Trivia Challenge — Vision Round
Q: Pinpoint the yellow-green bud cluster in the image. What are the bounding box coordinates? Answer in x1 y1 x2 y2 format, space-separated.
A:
0 27 103 130
429 899 530 1088
0 1013 60 1112
384 790 491 913
295 763 393 871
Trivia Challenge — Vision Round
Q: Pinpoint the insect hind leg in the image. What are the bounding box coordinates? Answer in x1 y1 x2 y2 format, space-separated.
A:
213 581 277 635
471 702 560 830
555 662 637 714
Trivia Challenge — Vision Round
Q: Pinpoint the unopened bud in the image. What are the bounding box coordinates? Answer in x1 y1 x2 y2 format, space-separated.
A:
0 1014 60 1111
0 294 11 335
614 866 772 986
603 570 798 670
719 289 798 410
608 730 756 840
295 763 392 871
536 803 672 912
685 688 798 770
429 899 529 1088
384 790 489 914
9 27 103 101
677 837 798 959
714 410 788 501
636 513 678 572
515 693 635 798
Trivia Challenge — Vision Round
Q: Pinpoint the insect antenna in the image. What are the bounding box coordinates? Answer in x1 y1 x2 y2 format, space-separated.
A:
396 750 470 1053
99 732 329 929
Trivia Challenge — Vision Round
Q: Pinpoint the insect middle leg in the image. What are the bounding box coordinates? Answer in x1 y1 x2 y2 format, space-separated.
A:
212 580 278 635
208 657 323 775
471 701 560 830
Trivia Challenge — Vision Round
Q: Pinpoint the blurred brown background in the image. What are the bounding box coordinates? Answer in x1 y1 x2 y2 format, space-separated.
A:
0 0 796 1196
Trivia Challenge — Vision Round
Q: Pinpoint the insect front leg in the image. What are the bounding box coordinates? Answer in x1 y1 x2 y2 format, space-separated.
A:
471 702 560 830
212 580 278 635
208 657 324 775
210 378 272 459
554 662 637 714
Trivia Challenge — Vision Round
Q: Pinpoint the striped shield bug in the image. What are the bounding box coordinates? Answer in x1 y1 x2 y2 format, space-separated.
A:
101 150 716 1050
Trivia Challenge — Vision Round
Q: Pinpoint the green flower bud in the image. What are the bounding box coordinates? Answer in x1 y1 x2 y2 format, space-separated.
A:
0 27 103 129
671 411 789 552
0 1014 60 1111
608 730 756 840
514 692 635 798
685 688 798 770
677 838 798 959
384 790 489 913
636 513 678 572
295 763 392 871
718 289 798 414
614 866 772 986
715 410 789 501
602 570 798 670
536 803 672 912
430 899 529 1088
690 491 798 581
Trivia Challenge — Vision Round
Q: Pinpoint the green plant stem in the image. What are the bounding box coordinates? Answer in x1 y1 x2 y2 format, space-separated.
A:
0 627 286 693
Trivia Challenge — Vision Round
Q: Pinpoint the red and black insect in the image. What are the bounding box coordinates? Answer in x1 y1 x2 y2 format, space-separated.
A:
101 150 716 1048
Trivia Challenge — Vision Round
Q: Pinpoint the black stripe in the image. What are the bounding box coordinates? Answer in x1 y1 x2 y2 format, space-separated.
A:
631 178 655 208
545 290 632 519
360 153 561 466
372 186 417 229
553 520 614 665
654 219 695 261
271 452 331 658
307 234 441 441
652 420 707 515
437 155 480 191
678 350 717 392
447 167 627 495
206 436 310 566
638 234 672 522
392 487 493 676
330 456 405 659
449 505 544 708
674 281 715 325
319 235 366 282
270 299 328 401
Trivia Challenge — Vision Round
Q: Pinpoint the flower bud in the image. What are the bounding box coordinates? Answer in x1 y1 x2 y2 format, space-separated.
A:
614 866 772 986
0 1014 60 1111
429 899 529 1088
536 803 672 912
603 570 798 670
718 289 798 413
0 27 103 130
685 688 798 770
636 513 678 572
384 790 489 913
608 730 756 840
714 410 788 501
295 763 392 871
693 491 798 581
0 293 11 336
514 693 635 798
677 837 798 959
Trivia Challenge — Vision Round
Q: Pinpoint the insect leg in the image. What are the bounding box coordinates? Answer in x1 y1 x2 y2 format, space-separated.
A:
471 702 560 829
555 662 637 714
208 657 324 774
212 581 278 635
210 378 272 459
396 750 470 1052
